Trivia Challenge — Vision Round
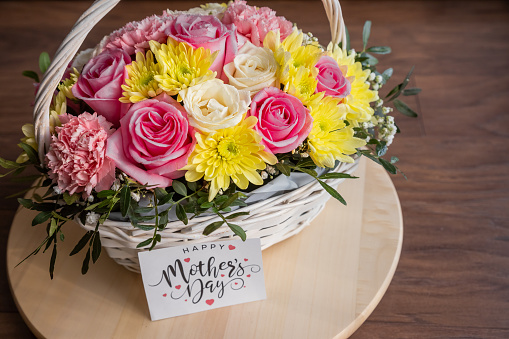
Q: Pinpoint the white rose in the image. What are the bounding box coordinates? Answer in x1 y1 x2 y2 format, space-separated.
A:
179 79 251 133
223 41 279 96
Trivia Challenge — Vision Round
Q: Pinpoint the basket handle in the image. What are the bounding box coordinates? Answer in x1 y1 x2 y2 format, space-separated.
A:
33 0 346 163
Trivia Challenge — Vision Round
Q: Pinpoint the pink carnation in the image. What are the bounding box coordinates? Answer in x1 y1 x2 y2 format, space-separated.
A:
103 15 172 55
46 113 116 196
222 0 293 47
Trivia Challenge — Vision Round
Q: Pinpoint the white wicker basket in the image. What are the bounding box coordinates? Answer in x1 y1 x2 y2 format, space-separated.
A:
33 0 353 273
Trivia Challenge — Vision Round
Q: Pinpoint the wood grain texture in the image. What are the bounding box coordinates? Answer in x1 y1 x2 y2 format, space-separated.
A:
7 159 403 339
1 0 508 338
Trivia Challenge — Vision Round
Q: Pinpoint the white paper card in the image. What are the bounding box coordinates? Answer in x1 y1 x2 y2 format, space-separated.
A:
138 238 266 321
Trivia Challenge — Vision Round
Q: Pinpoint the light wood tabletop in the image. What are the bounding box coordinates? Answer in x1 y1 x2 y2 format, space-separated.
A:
1 1 508 338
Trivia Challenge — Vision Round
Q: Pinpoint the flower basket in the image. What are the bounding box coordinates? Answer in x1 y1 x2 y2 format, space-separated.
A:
2 0 419 277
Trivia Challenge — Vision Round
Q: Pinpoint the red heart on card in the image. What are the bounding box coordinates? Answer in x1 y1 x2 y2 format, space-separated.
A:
235 282 238 285
247 274 251 277
184 258 190 262
163 293 167 297
228 245 236 250
206 299 215 306
244 258 248 262
221 274 225 277
175 285 181 290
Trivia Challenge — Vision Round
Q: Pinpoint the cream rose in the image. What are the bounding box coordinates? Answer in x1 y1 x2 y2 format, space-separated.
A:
179 79 251 133
223 41 278 96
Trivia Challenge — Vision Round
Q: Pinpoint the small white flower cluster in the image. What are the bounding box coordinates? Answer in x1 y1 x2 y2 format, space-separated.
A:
368 72 384 91
377 115 397 146
86 212 100 225
302 32 319 46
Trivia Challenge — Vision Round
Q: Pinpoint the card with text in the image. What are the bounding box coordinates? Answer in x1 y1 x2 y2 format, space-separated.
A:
138 238 266 321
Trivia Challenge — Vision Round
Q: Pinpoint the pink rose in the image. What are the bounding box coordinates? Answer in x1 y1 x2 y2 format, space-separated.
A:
72 49 131 126
46 113 115 196
248 87 313 154
222 0 293 47
315 56 351 99
164 14 237 79
103 15 172 55
106 93 196 188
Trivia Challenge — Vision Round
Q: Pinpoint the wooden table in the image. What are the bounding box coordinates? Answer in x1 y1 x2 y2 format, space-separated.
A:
1 1 508 338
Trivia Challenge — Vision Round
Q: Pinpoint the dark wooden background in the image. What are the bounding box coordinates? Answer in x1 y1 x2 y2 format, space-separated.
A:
1 1 508 338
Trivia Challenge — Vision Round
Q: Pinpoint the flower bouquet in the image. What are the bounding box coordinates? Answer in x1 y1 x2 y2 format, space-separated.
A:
3 0 419 276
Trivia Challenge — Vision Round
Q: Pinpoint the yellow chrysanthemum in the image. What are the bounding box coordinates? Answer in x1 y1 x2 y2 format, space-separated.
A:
282 30 321 74
49 91 66 134
183 116 277 201
58 68 79 100
16 124 37 164
327 44 379 126
307 96 366 168
264 29 322 85
120 50 163 103
285 66 321 105
150 38 218 96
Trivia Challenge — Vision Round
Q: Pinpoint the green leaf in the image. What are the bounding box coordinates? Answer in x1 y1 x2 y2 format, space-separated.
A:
379 158 398 174
18 142 39 164
385 84 402 99
149 234 161 251
403 88 422 96
203 221 224 235
49 244 57 280
393 99 418 117
228 224 247 241
49 218 58 237
345 25 351 51
10 174 41 182
97 190 115 198
70 231 93 256
32 211 52 226
318 173 358 180
18 198 33 209
200 202 214 209
297 167 318 178
362 20 371 50
119 185 131 217
226 211 250 219
158 191 174 205
59 232 65 242
276 162 291 176
134 206 154 214
62 192 78 205
391 156 399 164
92 233 101 263
317 180 346 205
187 181 197 192
158 210 169 230
0 156 21 169
381 68 393 83
363 53 378 66
387 66 415 101
154 187 168 201
376 141 388 157
366 46 391 54
81 249 91 275
136 238 153 248
172 180 187 197
175 203 188 225
219 192 243 211
214 195 229 205
22 70 39 83
39 52 51 73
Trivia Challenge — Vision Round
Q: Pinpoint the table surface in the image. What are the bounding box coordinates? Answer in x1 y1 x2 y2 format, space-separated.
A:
0 1 508 338
7 159 403 339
